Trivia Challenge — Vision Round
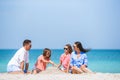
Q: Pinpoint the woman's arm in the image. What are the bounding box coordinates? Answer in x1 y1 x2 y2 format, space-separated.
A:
58 54 63 69
66 61 70 73
80 54 92 73
83 54 88 66
70 54 74 67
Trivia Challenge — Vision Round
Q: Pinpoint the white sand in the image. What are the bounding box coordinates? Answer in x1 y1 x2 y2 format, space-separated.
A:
0 67 120 80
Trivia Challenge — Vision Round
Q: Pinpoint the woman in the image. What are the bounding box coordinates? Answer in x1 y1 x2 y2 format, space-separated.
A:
70 41 92 74
58 44 73 73
32 48 57 74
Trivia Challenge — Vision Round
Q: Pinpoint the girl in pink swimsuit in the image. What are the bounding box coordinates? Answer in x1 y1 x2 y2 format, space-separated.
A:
58 44 73 73
32 48 56 74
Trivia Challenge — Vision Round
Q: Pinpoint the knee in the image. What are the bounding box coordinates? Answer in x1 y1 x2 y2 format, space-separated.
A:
80 65 87 70
71 66 76 70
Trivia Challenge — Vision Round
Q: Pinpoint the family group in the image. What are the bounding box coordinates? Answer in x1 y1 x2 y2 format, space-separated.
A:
7 39 92 74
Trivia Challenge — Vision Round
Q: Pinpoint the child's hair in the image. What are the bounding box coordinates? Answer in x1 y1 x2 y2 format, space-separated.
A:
43 48 51 58
65 44 73 54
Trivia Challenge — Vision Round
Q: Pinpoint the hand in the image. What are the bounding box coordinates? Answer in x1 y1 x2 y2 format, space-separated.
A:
24 70 27 73
53 64 58 67
49 61 57 67
49 61 54 64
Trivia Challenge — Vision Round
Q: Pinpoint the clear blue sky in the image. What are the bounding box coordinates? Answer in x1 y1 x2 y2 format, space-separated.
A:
0 0 120 49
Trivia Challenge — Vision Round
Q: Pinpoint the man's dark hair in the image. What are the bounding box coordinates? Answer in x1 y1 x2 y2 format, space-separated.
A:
23 39 31 46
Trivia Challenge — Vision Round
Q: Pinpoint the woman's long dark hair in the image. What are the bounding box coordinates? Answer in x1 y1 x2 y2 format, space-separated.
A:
74 41 90 53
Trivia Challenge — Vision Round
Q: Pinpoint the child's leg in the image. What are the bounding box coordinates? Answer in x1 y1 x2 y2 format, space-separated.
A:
32 69 37 74
59 67 68 73
32 68 42 74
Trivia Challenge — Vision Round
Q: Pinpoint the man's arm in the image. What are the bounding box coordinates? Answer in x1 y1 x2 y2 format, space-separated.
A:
25 63 29 71
20 61 24 71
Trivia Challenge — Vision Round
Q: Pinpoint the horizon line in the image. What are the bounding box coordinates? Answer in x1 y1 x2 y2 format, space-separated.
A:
0 48 120 50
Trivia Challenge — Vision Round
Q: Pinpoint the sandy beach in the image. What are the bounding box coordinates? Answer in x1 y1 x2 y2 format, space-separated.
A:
0 67 120 80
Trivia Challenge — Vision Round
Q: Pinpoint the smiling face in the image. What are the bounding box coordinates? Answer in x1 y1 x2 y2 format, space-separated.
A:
73 44 80 52
46 51 51 58
63 44 73 54
43 48 51 59
25 43 32 51
64 46 69 53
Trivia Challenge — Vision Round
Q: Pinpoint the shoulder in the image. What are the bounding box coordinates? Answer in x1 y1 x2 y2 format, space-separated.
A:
18 47 26 53
15 47 24 55
60 53 65 60
60 53 65 57
19 47 25 51
81 52 87 57
70 52 76 58
68 54 71 56
38 55 43 60
71 51 76 55
67 54 71 59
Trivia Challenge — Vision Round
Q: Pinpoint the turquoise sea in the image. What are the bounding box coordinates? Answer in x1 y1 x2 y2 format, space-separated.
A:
0 49 120 73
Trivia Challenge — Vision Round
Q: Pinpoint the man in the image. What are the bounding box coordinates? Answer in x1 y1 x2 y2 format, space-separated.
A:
7 39 31 74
